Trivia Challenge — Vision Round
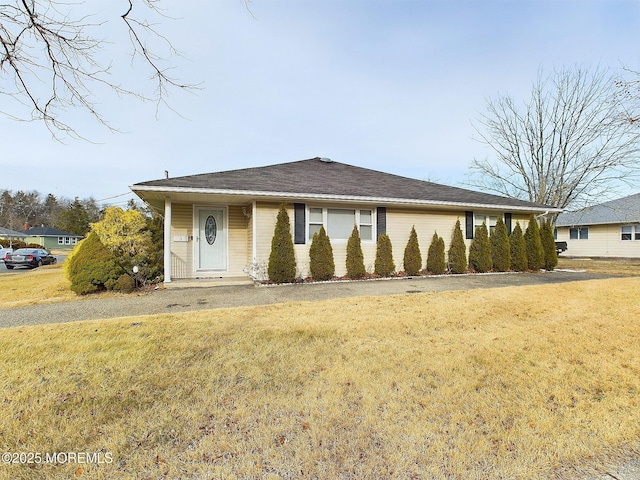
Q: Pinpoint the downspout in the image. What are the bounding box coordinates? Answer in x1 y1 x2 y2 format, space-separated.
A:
164 196 172 283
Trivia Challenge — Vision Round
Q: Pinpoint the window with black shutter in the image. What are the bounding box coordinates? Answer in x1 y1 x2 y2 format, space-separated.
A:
294 203 306 244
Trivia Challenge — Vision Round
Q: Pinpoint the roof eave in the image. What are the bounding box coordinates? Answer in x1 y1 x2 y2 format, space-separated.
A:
130 185 560 213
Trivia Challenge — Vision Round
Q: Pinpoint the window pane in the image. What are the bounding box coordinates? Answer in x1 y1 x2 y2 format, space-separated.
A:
580 227 589 240
635 226 640 240
622 226 632 241
360 225 372 240
489 216 498 226
360 210 372 224
327 209 355 239
308 223 322 240
570 228 578 240
475 214 486 225
309 208 323 223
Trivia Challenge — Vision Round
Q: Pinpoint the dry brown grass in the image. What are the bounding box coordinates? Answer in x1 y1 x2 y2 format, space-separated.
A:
0 264 76 308
1 279 640 479
557 256 640 276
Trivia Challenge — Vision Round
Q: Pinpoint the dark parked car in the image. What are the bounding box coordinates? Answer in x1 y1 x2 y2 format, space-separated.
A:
4 248 57 269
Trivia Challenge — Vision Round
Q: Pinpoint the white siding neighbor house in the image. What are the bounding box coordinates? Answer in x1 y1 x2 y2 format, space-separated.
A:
130 157 560 282
555 193 640 258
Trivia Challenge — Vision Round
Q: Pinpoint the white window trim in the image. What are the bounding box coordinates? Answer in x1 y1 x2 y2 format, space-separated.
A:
307 206 376 243
621 224 640 241
569 226 589 240
473 212 499 234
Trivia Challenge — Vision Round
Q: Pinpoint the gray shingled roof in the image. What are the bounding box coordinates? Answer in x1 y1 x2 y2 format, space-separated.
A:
0 227 27 237
132 157 556 211
27 227 83 237
556 193 640 226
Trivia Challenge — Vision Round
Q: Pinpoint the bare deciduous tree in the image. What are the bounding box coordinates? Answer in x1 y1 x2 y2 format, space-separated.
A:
469 67 640 211
0 0 195 139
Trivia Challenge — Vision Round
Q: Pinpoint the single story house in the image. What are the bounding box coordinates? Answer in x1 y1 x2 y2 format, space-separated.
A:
0 227 28 245
25 227 84 250
555 193 640 258
130 157 560 282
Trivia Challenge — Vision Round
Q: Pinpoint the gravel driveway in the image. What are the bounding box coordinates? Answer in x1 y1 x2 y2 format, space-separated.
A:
0 270 617 328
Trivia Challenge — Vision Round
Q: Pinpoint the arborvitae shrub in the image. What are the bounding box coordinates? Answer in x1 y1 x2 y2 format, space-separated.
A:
540 220 558 271
267 205 297 283
309 226 335 281
469 222 492 273
426 232 446 275
509 222 528 272
490 217 511 272
524 215 544 271
403 226 422 276
346 225 366 279
448 219 467 274
374 233 395 276
65 232 125 295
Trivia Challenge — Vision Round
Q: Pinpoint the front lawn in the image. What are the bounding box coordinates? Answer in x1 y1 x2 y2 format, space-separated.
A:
1 278 639 479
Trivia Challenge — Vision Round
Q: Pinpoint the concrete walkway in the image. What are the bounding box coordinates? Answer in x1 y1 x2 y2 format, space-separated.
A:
0 270 617 328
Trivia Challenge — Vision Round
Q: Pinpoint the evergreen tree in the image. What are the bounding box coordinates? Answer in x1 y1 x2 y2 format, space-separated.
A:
309 226 335 281
268 205 297 283
540 220 558 271
374 233 395 276
448 219 467 274
509 222 528 272
524 214 544 271
403 226 422 276
490 216 511 272
469 222 492 273
56 197 90 235
346 225 366 279
426 232 446 275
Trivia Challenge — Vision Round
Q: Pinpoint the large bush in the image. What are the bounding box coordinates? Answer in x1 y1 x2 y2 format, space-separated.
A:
540 220 558 271
268 205 297 283
403 226 422 276
469 222 492 273
374 233 395 276
346 225 366 279
448 219 467 274
426 232 446 275
509 222 528 272
524 215 544 271
490 217 511 272
309 226 335 281
65 232 125 295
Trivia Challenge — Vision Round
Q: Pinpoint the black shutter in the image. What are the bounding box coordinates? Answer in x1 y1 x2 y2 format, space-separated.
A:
504 213 512 235
377 207 387 238
465 211 474 239
294 203 305 244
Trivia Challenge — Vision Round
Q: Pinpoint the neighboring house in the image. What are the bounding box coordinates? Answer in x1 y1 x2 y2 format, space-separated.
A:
26 227 84 250
0 227 28 245
555 193 640 258
130 157 560 282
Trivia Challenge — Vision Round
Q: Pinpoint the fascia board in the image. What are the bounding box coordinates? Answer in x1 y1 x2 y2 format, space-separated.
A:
130 185 562 213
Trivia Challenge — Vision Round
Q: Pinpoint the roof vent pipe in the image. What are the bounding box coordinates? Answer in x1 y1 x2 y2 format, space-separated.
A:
319 157 333 163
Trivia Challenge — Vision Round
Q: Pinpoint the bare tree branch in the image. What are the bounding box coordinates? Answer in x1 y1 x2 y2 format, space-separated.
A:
0 0 198 140
468 66 640 212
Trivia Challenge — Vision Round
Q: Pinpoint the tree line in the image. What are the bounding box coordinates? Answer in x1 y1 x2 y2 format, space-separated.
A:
0 189 143 236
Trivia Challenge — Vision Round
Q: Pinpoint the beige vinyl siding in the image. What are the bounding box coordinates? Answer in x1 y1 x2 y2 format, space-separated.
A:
556 224 640 258
253 203 534 277
170 203 194 279
227 205 250 275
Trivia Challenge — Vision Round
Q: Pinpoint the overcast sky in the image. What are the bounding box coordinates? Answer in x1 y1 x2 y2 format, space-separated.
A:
1 0 638 208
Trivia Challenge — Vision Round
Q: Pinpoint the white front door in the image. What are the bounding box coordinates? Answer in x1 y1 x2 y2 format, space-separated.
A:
197 208 226 271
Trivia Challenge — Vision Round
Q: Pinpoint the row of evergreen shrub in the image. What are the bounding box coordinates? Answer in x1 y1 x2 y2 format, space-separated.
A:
267 206 558 283
0 240 44 250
